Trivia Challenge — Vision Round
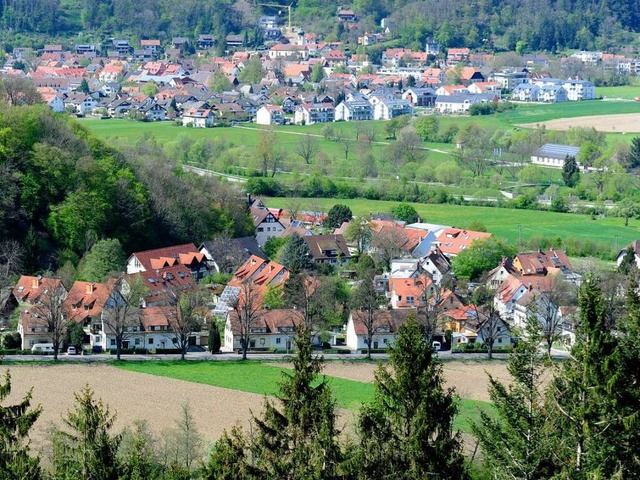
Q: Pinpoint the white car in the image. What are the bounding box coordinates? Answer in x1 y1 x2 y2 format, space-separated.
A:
67 346 77 355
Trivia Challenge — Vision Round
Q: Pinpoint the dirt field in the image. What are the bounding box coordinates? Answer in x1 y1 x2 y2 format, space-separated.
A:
4 364 262 455
318 359 510 403
521 112 640 132
3 359 508 455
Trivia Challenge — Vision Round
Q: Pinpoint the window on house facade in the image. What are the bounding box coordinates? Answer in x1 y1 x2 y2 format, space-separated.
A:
148 338 154 344
276 338 281 344
110 339 116 346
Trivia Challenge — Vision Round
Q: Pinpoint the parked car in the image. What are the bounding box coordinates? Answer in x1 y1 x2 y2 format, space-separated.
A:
31 343 54 354
67 346 77 355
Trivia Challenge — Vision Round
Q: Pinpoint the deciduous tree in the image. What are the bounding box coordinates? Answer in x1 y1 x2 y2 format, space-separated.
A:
350 271 386 358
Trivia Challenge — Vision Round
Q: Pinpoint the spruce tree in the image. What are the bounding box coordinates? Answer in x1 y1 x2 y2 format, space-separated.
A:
562 155 580 187
472 316 554 479
0 370 43 479
203 427 251 480
278 233 312 274
546 276 619 477
208 318 221 353
51 385 122 480
355 317 467 479
250 327 343 479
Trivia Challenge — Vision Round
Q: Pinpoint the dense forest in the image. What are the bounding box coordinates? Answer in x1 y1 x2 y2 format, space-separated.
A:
0 100 253 278
0 0 638 52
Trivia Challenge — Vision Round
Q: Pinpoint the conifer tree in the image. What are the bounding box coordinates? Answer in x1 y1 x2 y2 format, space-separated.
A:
203 427 251 480
546 276 619 477
250 327 343 479
278 233 312 274
472 316 554 479
51 385 122 480
0 370 43 479
355 317 467 479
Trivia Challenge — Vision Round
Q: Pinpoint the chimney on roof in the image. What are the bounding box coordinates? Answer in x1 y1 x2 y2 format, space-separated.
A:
86 283 95 294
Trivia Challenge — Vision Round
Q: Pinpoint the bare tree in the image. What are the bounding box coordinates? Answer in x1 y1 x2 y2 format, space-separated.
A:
350 271 386 358
204 235 246 274
371 227 408 269
102 275 148 360
528 277 576 357
270 148 285 177
231 282 262 360
32 282 68 360
160 402 204 474
165 290 206 360
256 128 277 177
472 285 506 359
0 240 23 288
294 135 319 165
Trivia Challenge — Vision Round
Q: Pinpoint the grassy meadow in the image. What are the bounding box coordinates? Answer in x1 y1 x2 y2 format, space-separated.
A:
269 196 640 247
114 360 494 433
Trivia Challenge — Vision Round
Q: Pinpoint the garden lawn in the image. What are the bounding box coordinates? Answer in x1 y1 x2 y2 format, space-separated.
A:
269 197 640 246
114 360 491 433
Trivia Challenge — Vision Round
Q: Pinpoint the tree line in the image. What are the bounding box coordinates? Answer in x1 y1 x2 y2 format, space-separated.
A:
0 100 253 288
3 271 640 479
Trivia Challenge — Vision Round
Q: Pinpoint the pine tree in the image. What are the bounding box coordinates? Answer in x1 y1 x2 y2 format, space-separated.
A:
472 316 555 479
208 318 221 353
0 370 43 479
562 155 580 187
546 276 620 477
202 427 251 480
51 385 122 480
250 327 344 479
278 233 312 274
355 317 467 479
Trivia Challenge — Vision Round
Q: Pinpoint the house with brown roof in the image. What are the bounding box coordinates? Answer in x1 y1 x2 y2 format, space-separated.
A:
129 264 197 307
17 310 54 350
126 243 208 280
251 204 286 247
224 308 301 352
346 309 416 351
303 234 352 265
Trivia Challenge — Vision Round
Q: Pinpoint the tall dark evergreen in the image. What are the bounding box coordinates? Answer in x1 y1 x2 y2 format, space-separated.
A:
562 155 580 187
51 385 122 480
323 204 353 229
278 233 312 274
629 136 640 169
0 371 43 479
354 317 467 479
473 316 554 479
546 276 620 477
250 327 344 479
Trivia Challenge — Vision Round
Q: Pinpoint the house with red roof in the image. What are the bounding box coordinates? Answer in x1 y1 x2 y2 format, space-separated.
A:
435 228 492 257
182 107 215 127
126 243 208 280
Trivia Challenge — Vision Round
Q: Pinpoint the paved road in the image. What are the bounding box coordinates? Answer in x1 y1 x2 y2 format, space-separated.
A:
2 347 568 363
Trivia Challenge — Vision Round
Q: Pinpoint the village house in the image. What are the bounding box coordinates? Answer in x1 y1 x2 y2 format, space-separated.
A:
435 228 492 257
303 234 352 266
372 97 413 120
294 102 335 125
531 143 580 168
251 201 286 246
256 105 286 125
490 69 529 91
334 99 374 121
402 87 437 107
126 243 208 279
389 275 433 309
447 48 470 65
224 309 301 352
345 309 416 351
182 107 215 127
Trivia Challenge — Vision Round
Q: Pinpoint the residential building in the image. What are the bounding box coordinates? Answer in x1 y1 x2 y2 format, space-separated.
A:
402 87 437 107
447 48 470 65
251 203 286 247
256 105 286 125
126 243 207 279
490 70 529 90
435 228 492 257
562 79 596 101
303 234 352 265
346 309 416 351
224 309 301 352
334 99 373 121
531 143 580 168
294 102 335 125
372 97 413 120
199 236 268 274
389 275 433 309
182 107 215 127
13 276 66 305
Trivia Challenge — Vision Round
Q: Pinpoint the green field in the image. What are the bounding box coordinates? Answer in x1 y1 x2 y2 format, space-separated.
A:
269 196 639 247
598 85 640 100
114 360 493 433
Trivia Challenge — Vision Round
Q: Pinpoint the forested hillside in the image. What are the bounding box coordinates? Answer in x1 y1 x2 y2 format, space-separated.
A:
0 104 253 276
0 0 638 52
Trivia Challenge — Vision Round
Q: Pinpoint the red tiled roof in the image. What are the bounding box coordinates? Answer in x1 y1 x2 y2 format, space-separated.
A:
350 309 417 335
228 308 302 336
12 276 64 304
436 228 492 256
130 243 198 272
64 280 117 323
